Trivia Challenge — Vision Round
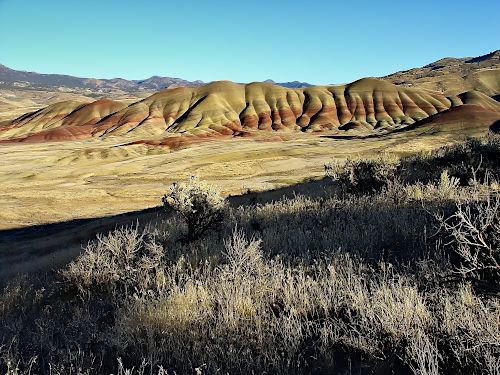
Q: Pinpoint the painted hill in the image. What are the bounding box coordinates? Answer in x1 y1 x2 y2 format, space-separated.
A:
0 99 128 142
383 50 500 96
2 78 500 147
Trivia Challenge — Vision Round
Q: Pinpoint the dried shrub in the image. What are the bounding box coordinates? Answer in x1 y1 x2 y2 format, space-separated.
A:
162 176 227 241
325 155 399 193
397 135 500 185
62 224 163 296
437 188 500 293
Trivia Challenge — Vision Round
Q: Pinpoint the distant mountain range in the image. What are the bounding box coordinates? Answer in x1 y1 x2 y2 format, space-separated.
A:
0 64 204 93
263 79 313 88
0 64 314 94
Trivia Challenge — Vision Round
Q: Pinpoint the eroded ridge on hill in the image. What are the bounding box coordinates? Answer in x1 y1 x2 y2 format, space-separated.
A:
1 78 500 147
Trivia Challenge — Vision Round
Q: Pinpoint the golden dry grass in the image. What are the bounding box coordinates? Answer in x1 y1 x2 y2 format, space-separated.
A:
0 127 485 230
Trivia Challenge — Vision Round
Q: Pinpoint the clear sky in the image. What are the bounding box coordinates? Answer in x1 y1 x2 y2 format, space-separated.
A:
0 0 498 85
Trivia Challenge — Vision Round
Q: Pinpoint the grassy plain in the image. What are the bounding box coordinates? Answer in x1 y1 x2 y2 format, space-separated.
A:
0 125 482 230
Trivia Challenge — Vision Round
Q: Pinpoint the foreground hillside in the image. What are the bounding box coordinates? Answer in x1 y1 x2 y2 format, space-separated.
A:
1 136 499 374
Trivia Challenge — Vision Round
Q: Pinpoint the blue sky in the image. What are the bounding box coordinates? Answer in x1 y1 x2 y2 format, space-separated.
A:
0 0 498 85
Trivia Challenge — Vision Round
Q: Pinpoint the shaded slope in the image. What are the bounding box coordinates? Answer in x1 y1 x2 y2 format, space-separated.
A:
398 104 500 138
1 78 499 146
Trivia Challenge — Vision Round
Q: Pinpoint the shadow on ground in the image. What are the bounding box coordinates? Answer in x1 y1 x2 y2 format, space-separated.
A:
0 178 336 283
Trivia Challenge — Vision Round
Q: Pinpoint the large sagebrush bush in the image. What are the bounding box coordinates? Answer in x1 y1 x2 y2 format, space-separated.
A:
162 176 227 241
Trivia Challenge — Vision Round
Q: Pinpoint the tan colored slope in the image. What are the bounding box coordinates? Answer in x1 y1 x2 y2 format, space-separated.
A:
4 78 498 145
472 69 500 95
392 69 500 97
457 90 500 111
0 96 40 122
369 92 500 139
383 50 500 96
399 104 500 139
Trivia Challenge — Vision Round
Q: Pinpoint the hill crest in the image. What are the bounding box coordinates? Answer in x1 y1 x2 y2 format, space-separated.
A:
383 50 500 96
